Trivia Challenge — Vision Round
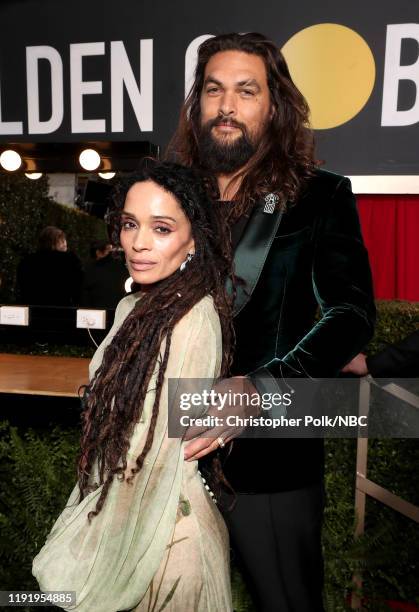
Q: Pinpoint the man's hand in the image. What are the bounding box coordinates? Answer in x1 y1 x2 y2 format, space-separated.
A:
341 353 369 376
183 376 259 461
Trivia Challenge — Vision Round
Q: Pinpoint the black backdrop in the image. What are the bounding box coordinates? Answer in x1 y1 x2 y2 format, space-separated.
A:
0 0 418 175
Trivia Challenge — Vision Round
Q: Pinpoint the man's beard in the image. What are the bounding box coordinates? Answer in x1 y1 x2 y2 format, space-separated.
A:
197 117 260 174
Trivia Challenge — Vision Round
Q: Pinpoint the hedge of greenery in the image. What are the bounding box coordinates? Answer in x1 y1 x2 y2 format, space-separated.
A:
1 428 416 612
0 304 418 610
0 174 107 304
0 423 79 597
322 300 419 610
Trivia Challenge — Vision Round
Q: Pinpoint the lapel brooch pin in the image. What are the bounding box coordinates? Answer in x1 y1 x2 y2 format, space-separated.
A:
263 193 279 214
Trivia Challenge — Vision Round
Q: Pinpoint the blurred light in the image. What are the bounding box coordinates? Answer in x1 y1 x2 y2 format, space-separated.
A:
79 148 101 171
124 277 134 293
25 172 43 180
0 149 22 171
98 171 116 180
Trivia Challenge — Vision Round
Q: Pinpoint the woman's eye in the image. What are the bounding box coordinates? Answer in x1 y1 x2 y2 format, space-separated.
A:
155 226 171 234
207 87 219 94
121 220 136 230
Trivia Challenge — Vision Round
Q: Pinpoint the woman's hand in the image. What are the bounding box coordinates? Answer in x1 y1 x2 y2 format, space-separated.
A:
183 376 260 461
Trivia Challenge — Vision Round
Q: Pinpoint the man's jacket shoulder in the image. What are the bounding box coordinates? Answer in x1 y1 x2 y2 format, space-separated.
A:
281 168 354 230
291 168 353 221
303 167 349 198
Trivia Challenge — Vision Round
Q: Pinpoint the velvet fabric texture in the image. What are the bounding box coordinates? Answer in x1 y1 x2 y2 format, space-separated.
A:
221 169 376 493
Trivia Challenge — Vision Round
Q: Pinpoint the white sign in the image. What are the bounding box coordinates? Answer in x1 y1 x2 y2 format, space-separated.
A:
0 306 29 326
76 309 106 330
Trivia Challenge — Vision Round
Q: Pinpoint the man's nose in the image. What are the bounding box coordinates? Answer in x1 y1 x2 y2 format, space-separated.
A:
218 91 237 117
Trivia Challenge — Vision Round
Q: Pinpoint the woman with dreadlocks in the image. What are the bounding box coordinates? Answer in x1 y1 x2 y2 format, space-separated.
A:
33 161 234 612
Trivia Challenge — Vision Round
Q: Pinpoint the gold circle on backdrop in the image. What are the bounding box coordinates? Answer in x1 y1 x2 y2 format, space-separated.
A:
281 23 376 129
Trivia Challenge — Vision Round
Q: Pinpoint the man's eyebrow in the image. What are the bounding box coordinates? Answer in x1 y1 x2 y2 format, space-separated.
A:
204 76 223 87
204 76 261 90
237 78 260 89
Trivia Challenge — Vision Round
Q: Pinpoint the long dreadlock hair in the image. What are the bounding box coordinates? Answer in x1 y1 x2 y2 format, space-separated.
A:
166 32 317 223
77 160 235 520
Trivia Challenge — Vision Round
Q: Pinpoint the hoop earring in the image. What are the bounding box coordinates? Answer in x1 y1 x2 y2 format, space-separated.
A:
180 253 194 272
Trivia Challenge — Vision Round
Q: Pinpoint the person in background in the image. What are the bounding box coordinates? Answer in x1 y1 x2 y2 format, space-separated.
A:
81 239 129 309
342 330 419 378
16 225 83 306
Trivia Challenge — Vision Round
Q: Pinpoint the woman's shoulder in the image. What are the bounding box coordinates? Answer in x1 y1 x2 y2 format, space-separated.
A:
113 292 140 322
173 295 220 340
113 293 219 335
184 295 217 321
168 296 222 376
191 294 216 314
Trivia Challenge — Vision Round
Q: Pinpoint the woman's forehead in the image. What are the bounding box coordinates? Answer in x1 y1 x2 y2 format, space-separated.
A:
123 180 186 220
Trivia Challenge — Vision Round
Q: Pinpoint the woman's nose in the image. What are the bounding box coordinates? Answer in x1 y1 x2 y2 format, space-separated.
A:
132 228 152 251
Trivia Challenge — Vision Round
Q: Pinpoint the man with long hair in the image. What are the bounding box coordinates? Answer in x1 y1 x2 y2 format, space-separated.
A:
168 33 376 611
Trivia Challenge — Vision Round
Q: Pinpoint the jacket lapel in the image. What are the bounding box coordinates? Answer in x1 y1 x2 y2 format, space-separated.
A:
231 199 284 316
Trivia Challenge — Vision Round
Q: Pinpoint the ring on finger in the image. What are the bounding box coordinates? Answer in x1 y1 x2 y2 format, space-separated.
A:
216 436 225 448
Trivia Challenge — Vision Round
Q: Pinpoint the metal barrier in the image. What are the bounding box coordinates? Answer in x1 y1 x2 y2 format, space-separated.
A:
351 376 419 609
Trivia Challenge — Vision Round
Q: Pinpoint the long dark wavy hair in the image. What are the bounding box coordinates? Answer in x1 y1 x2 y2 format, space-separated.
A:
77 160 235 520
166 32 317 222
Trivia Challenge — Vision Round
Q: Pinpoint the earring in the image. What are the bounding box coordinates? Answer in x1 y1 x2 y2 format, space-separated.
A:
180 253 194 272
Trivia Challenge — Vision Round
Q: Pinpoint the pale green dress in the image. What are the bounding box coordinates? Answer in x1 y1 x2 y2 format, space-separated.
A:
33 294 233 612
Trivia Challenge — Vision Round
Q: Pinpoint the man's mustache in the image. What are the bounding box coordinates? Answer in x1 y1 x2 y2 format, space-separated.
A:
205 116 246 132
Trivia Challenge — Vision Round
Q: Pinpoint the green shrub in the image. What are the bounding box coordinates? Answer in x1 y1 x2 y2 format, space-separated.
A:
0 422 79 593
1 426 416 611
322 299 419 609
367 299 419 355
323 438 419 610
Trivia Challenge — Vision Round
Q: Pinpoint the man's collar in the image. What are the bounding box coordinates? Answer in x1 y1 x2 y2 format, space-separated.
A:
230 197 284 316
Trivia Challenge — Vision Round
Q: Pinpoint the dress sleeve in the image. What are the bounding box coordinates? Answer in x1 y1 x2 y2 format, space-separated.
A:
88 294 139 380
32 297 221 612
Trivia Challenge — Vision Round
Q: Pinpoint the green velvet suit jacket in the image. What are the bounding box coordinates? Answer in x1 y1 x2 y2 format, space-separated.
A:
222 168 376 493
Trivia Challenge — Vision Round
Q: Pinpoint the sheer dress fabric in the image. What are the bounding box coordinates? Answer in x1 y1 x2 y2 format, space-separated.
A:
33 294 232 612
